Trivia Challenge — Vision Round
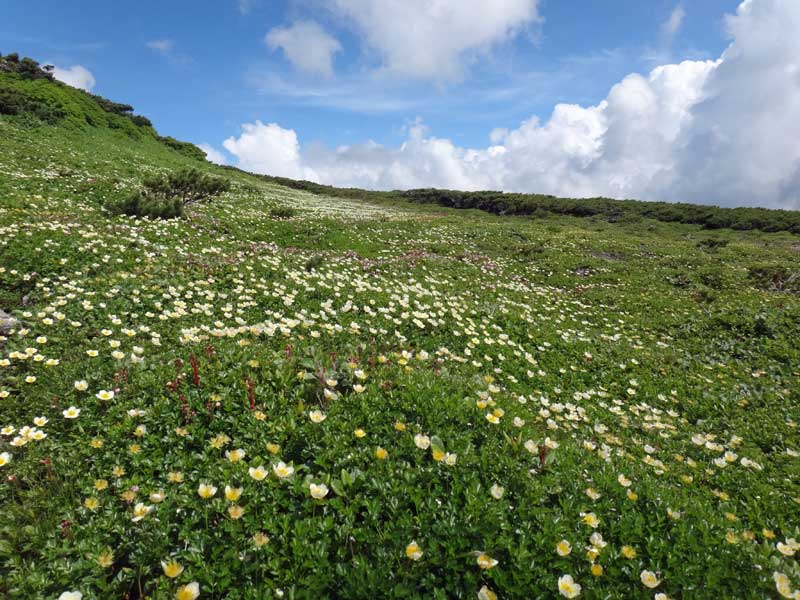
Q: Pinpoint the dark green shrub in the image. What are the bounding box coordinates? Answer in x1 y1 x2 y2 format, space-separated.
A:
0 87 64 123
304 255 325 271
105 168 230 219
105 190 184 219
156 136 206 161
130 115 153 128
697 238 729 251
0 53 54 81
269 207 298 219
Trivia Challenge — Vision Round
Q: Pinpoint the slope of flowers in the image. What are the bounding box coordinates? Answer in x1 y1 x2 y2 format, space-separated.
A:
1 123 799 599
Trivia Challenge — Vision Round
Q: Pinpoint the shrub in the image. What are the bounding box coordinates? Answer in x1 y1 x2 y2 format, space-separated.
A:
269 206 298 219
106 190 184 219
0 87 64 123
105 168 230 219
156 136 207 161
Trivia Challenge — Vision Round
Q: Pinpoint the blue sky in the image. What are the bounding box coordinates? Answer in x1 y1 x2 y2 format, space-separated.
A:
3 1 737 148
3 1 799 210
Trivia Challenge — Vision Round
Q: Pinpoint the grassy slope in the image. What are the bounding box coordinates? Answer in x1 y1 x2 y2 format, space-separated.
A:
1 80 800 599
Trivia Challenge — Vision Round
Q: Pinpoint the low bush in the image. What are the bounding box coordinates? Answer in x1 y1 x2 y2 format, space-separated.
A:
269 206 298 219
0 87 64 124
105 168 230 219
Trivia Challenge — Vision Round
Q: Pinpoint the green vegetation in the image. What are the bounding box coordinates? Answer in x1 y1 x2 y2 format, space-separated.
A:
106 168 231 219
1 62 800 600
0 53 205 158
260 177 800 235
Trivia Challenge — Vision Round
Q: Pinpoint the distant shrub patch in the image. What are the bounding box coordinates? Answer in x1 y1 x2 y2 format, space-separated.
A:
0 88 64 124
269 206 298 219
105 168 230 219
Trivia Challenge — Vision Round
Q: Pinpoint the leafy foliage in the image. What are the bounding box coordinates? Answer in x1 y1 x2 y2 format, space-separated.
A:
1 54 800 600
105 168 230 219
156 136 207 161
0 87 64 124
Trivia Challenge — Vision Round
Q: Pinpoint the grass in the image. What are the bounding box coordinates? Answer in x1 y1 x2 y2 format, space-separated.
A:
0 109 799 600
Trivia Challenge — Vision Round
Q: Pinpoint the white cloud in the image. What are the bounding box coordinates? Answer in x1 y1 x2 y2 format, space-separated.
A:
146 39 191 65
266 21 342 78
222 121 316 180
662 6 686 39
198 144 227 165
52 64 96 91
238 0 254 14
146 39 174 55
327 0 540 81
224 0 800 210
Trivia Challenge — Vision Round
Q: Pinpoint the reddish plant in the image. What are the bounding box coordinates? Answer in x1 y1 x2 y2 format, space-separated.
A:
190 354 199 386
246 377 255 410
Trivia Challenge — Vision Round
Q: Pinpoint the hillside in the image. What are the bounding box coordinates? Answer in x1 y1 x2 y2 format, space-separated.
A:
1 59 800 599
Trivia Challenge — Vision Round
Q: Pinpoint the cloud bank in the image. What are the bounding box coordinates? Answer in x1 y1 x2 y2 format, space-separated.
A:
217 0 800 209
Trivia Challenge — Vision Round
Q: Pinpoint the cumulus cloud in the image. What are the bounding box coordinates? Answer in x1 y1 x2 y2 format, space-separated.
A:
265 21 342 78
327 0 540 81
223 0 800 209
222 121 317 180
52 64 96 91
198 144 227 165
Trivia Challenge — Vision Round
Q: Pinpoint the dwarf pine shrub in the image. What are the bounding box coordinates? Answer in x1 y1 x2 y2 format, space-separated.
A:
105 168 230 219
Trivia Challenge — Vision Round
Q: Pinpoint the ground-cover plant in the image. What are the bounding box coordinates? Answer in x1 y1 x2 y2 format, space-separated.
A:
1 85 800 600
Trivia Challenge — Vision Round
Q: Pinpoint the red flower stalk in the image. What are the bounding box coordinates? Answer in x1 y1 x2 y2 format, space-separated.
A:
190 354 199 386
246 377 255 410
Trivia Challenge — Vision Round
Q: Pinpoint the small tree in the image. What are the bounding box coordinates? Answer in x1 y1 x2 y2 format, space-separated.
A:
105 168 230 219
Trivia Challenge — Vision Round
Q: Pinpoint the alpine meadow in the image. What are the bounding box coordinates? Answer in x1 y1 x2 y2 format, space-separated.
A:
1 36 800 600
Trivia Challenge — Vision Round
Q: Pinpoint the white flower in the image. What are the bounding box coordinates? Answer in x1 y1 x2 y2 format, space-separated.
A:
73 380 88 391
589 532 607 549
96 390 114 401
0 452 11 467
58 592 83 600
249 465 268 481
640 570 661 588
62 406 80 419
414 434 430 450
310 483 329 499
490 484 505 499
131 503 152 522
273 461 294 478
309 410 326 423
558 574 581 598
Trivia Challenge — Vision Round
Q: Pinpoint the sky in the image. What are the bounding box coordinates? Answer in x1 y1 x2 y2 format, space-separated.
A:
3 0 800 210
